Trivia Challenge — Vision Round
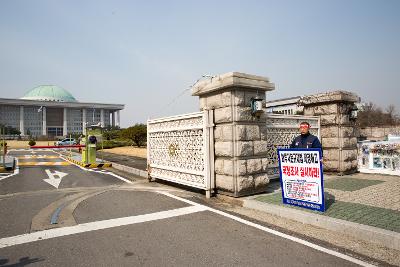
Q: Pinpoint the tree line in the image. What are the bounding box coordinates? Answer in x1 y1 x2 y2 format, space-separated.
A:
357 103 400 128
102 123 147 147
0 124 21 135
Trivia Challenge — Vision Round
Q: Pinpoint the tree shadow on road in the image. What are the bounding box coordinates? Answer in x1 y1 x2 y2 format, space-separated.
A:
0 257 44 267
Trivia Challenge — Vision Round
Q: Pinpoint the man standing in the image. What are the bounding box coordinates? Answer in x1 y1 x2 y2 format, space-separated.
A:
290 122 322 152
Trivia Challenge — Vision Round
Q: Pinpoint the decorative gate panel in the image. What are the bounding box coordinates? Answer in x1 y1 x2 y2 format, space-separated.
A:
266 114 320 179
147 111 214 193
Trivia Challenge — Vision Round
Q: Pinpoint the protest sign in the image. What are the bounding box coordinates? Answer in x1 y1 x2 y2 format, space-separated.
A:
278 148 325 212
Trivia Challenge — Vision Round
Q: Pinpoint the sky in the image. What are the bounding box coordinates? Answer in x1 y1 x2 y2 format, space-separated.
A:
0 0 399 127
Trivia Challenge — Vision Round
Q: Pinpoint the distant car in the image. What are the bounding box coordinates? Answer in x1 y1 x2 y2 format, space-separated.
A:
55 138 77 146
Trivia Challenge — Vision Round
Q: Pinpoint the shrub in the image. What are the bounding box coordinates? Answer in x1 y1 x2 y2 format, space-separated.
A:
102 127 122 140
66 133 84 140
0 124 21 135
96 140 131 150
36 135 55 141
28 140 36 146
121 124 147 147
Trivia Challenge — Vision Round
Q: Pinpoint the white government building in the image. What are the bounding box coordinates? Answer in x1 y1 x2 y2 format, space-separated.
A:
265 96 303 115
0 85 124 137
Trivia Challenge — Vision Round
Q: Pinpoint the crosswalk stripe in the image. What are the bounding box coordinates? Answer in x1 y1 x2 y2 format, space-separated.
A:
16 156 59 159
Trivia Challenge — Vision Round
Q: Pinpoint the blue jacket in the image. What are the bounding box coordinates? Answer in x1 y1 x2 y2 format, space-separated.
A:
290 133 323 155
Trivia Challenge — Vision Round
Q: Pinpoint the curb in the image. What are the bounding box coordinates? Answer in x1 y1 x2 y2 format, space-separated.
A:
65 157 112 168
111 162 147 178
243 199 400 251
61 151 146 176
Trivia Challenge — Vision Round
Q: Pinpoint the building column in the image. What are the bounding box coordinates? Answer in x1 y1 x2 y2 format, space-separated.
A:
63 108 68 136
111 112 115 127
116 110 120 127
82 108 87 135
42 107 47 136
19 106 25 136
100 109 105 128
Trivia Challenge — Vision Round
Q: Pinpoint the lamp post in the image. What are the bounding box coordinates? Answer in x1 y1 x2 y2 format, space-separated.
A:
38 106 45 136
1 127 5 168
84 122 89 164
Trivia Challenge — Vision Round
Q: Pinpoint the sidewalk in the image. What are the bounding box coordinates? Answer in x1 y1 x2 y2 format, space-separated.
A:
244 173 400 250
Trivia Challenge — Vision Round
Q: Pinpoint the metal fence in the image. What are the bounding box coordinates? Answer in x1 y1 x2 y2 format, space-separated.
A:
147 111 214 197
265 114 320 179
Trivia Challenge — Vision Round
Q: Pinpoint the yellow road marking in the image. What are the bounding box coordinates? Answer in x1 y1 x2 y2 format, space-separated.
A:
18 162 71 166
16 156 59 159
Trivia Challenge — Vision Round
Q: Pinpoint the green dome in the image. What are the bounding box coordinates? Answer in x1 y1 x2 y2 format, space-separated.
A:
21 85 77 102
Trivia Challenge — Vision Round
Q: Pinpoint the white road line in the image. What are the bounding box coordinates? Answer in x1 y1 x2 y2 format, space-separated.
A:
57 154 133 184
8 149 53 152
0 205 206 249
157 191 376 267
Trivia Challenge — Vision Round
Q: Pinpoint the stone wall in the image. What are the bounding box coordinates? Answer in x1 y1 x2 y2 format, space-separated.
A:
191 72 362 194
192 72 275 197
358 126 400 141
300 91 359 174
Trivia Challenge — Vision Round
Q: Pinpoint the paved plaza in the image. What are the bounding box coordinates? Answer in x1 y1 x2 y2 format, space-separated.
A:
325 174 400 212
255 173 400 232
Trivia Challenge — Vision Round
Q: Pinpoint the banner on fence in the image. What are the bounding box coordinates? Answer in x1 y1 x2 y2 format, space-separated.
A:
277 148 325 212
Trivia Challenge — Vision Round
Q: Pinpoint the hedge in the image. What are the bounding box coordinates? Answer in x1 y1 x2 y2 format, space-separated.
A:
96 140 132 150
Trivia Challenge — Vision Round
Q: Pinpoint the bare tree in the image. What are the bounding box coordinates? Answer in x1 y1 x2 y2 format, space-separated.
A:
386 105 399 125
357 102 399 127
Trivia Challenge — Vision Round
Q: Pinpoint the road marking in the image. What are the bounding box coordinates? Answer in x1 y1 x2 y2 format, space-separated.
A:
8 149 53 152
0 205 207 249
43 169 68 189
16 155 59 159
18 162 71 166
157 191 376 267
58 154 133 184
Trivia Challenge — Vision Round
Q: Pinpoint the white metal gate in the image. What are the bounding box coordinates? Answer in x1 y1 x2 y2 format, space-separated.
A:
147 111 214 197
266 114 320 179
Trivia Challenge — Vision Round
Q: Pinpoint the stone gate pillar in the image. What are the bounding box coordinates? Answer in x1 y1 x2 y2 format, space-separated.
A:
299 91 360 174
192 72 275 197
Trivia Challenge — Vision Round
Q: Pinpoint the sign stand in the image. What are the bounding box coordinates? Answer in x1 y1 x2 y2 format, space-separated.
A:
278 148 325 212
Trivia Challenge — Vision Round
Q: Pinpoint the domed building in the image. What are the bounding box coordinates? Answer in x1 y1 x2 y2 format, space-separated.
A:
0 85 124 137
21 85 78 102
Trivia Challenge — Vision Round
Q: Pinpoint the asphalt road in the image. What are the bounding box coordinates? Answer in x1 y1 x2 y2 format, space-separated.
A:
0 149 374 267
98 151 147 170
